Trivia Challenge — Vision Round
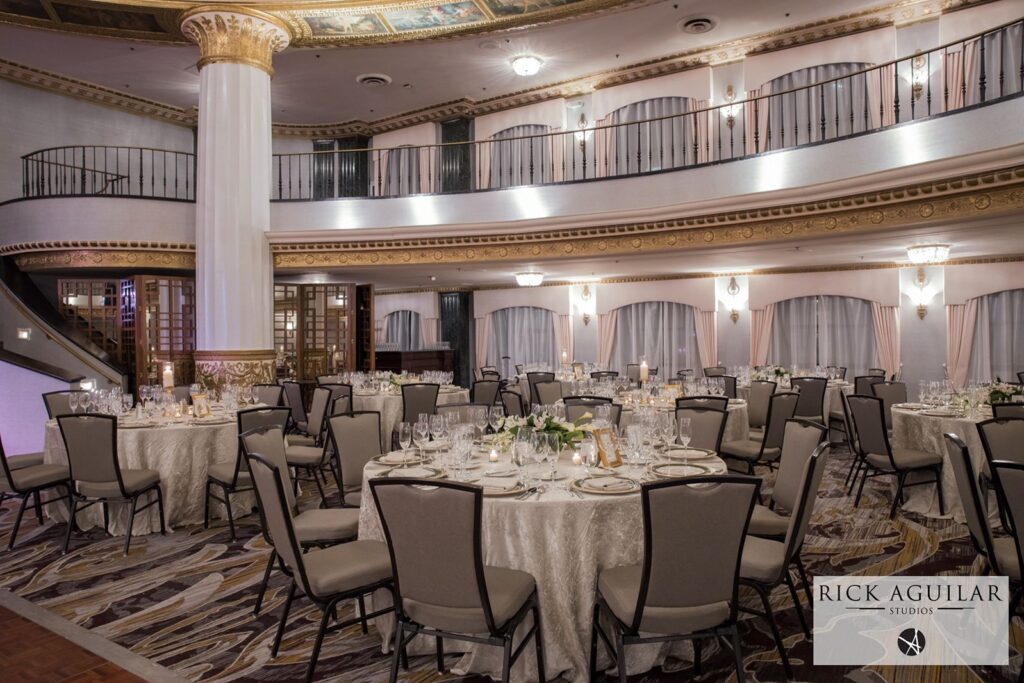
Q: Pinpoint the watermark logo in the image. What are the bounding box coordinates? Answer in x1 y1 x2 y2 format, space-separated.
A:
814 576 1008 666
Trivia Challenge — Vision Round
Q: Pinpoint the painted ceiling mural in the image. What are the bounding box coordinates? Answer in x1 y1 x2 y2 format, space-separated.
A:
0 0 636 45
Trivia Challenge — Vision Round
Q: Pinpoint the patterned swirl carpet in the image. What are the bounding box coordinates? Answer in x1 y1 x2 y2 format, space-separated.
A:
0 446 1020 683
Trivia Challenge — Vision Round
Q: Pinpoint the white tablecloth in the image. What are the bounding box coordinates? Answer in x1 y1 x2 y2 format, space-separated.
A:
352 388 470 445
890 408 990 522
621 401 750 444
43 416 249 535
358 450 727 682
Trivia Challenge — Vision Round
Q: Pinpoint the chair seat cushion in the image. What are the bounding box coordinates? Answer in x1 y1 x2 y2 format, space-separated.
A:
1 464 69 493
404 566 535 634
866 448 942 471
286 445 324 466
7 453 44 470
341 489 362 507
304 540 393 598
208 463 251 487
829 410 846 422
993 537 1021 581
740 536 787 584
295 421 308 434
294 508 359 543
78 469 160 498
720 440 780 463
597 564 730 635
287 434 317 447
748 504 789 537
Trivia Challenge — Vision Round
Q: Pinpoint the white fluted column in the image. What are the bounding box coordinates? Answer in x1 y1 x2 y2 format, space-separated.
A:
180 7 290 388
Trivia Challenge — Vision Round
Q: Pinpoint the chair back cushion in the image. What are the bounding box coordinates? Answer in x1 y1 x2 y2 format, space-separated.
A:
783 447 830 563
747 381 776 428
847 395 889 457
57 414 119 485
675 396 728 411
321 384 353 413
401 384 440 422
471 380 500 406
282 381 307 423
993 403 1024 419
774 419 828 512
721 376 737 399
854 375 884 395
871 381 908 430
306 387 331 438
945 433 995 566
254 384 284 406
674 407 727 452
703 367 726 377
533 381 563 406
241 427 295 510
763 392 800 450
978 418 1024 465
501 390 524 417
328 412 383 488
989 461 1024 580
791 377 827 419
247 454 305 587
43 391 84 419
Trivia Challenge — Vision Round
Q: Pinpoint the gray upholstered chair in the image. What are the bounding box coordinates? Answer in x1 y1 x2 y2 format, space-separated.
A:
720 375 738 399
867 368 887 377
515 363 525 375
246 452 393 682
169 385 191 404
591 371 618 380
437 402 482 424
254 383 284 407
1 436 72 551
853 375 885 396
327 411 383 508
284 388 336 507
370 478 545 682
945 434 1003 577
320 383 353 416
625 364 641 383
564 396 621 427
790 377 827 423
481 370 501 382
747 380 777 432
871 381 907 430
316 374 340 385
401 383 440 423
848 395 944 518
739 443 830 676
993 403 1024 419
591 475 758 683
986 459 1024 621
826 366 847 380
674 406 728 453
675 396 729 411
281 380 308 433
500 390 525 417
525 372 555 405
42 390 88 419
471 380 500 407
676 368 695 380
205 406 290 540
57 414 165 555
977 417 1024 529
240 427 361 616
703 366 726 377
533 381 563 407
720 392 799 474
287 387 331 447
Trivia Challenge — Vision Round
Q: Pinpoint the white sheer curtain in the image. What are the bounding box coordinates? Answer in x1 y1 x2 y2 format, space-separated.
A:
487 306 558 369
968 288 1024 383
383 145 422 196
488 124 552 189
608 97 694 176
385 310 422 350
610 301 700 377
769 295 877 376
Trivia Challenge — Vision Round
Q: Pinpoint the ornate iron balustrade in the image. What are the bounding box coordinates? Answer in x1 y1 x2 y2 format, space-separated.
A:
271 17 1023 201
21 145 196 201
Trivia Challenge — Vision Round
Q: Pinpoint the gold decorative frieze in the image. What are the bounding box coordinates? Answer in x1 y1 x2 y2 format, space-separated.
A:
272 166 1024 268
180 7 291 76
194 349 276 391
6 242 196 271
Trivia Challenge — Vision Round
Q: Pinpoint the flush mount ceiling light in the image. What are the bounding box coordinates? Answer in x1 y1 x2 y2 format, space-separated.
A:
511 55 543 76
515 271 544 287
906 244 950 264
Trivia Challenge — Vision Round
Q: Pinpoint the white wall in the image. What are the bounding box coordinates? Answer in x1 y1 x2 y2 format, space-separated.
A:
743 27 897 89
0 362 67 455
899 265 946 399
0 79 194 202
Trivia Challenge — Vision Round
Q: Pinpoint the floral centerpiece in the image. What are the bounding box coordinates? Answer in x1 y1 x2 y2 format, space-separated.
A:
494 412 592 452
752 366 792 382
987 382 1024 405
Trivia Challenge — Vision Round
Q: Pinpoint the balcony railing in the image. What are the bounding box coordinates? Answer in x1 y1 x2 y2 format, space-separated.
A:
21 145 195 201
271 17 1023 201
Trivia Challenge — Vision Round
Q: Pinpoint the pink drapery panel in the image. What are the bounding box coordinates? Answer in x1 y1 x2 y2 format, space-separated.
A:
694 309 718 368
597 310 618 368
946 300 978 390
940 41 978 111
750 304 775 366
592 113 615 178
554 314 574 361
743 89 770 155
870 303 901 378
373 146 431 196
475 315 492 369
420 317 438 346
865 63 897 129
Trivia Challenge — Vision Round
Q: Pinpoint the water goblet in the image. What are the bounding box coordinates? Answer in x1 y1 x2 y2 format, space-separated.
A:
473 406 488 441
68 391 80 414
413 420 430 462
121 393 134 414
488 406 504 433
429 414 446 444
79 391 92 414
677 418 692 465
579 438 598 476
398 422 412 454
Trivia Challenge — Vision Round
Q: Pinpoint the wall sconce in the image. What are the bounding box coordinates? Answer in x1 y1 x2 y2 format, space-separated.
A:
574 112 591 153
722 85 738 129
911 53 926 101
16 328 31 340
580 284 592 325
907 266 933 319
726 277 741 322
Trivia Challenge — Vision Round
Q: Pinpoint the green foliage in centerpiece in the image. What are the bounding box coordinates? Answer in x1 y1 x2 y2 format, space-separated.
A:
988 382 1024 405
495 412 592 451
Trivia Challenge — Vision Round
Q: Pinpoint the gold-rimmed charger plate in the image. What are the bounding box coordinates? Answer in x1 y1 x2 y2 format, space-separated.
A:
387 466 443 479
480 480 527 497
651 462 714 479
662 447 716 461
374 452 421 466
571 476 639 496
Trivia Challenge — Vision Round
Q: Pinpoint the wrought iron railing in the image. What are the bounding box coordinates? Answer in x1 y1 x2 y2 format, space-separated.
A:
21 145 195 201
271 17 1023 201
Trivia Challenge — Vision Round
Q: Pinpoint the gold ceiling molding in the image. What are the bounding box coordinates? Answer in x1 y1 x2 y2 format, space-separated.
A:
1 240 196 271
180 6 292 76
0 59 197 127
376 255 1024 295
272 165 1024 268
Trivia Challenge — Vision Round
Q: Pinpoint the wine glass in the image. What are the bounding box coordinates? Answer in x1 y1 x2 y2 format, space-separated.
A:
677 418 692 464
79 391 92 414
579 438 598 476
658 412 675 451
544 432 561 480
512 435 531 487
398 422 412 454
121 393 134 414
68 392 80 415
413 420 430 463
429 414 446 445
488 406 504 433
473 406 488 441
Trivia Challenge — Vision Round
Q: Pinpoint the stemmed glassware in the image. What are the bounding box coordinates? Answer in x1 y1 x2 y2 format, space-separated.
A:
677 418 692 465
429 414 446 446
79 391 92 414
413 420 430 463
488 406 504 434
122 393 134 414
398 422 412 455
68 392 80 415
658 412 675 451
579 438 598 476
473 406 488 441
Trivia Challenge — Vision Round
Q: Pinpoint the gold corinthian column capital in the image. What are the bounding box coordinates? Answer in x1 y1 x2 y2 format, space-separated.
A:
179 6 291 77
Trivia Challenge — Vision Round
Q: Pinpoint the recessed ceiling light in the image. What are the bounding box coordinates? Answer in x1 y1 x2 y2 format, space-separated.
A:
511 55 543 76
679 16 717 34
355 73 392 87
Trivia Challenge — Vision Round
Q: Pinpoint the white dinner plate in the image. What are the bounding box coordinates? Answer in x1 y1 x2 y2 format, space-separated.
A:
571 476 639 495
921 409 958 417
387 466 443 479
662 447 716 461
374 452 421 466
651 462 714 479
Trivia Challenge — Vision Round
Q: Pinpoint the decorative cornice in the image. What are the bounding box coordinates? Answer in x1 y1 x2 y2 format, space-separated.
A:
8 243 196 271
0 240 195 256
272 165 1024 268
180 7 291 76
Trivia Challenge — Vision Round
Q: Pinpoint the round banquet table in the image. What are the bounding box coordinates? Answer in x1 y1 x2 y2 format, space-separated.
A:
42 413 251 535
352 387 470 445
890 407 994 522
358 447 728 682
620 400 749 444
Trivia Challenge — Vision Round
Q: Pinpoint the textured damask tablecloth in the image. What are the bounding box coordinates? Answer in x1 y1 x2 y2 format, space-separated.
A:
352 388 470 446
43 417 249 535
358 452 729 682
